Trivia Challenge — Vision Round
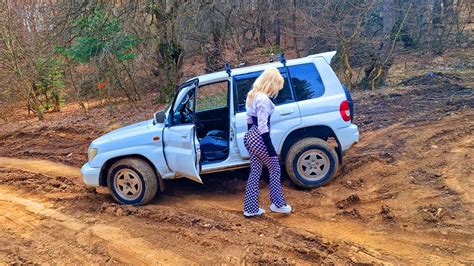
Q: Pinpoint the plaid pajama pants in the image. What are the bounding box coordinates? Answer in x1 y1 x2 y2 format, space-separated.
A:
243 125 287 214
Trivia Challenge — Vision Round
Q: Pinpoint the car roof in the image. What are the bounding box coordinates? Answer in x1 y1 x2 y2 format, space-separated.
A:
193 51 336 85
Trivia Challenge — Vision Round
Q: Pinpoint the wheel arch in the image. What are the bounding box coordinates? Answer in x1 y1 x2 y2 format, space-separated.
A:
280 125 343 165
99 154 165 191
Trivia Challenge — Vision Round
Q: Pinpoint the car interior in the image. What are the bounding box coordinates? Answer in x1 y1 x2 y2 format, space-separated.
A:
194 81 230 164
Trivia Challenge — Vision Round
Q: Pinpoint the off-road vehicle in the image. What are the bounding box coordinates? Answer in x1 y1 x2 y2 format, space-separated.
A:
81 51 359 205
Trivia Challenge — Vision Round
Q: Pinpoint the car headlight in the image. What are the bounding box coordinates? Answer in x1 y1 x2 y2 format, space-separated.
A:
88 147 98 162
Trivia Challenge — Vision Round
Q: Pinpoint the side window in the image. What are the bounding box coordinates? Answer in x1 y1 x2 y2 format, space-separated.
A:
275 72 293 106
172 88 195 126
196 81 228 112
288 63 325 100
235 74 256 113
235 69 294 113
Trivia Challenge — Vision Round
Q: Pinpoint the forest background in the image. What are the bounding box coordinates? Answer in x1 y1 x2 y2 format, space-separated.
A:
0 0 471 122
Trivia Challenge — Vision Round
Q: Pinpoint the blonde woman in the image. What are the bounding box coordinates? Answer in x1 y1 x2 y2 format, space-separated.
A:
243 67 292 217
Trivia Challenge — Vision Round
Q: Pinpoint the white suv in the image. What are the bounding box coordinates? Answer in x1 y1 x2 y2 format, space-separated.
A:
81 51 359 205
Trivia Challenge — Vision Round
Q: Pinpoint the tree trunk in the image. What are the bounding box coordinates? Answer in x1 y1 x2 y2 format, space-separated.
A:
66 59 88 117
292 0 300 57
109 58 133 101
121 61 141 101
153 0 183 103
341 42 353 89
258 0 267 45
361 0 408 90
415 0 431 46
432 0 442 27
28 83 44 120
273 0 281 46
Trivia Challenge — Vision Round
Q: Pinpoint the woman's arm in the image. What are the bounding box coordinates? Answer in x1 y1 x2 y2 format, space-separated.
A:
247 115 253 130
255 95 277 157
261 132 277 156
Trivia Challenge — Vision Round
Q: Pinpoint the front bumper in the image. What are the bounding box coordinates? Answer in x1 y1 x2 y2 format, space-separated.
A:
80 162 101 187
336 124 359 151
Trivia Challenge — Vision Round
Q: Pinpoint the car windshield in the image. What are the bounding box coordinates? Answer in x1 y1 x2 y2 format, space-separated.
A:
156 80 197 122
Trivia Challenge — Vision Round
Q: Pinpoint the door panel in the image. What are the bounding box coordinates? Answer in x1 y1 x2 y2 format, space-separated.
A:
235 103 301 158
163 80 202 183
163 124 202 183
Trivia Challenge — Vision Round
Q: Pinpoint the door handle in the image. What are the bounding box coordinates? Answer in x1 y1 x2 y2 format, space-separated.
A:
181 134 189 139
279 109 294 116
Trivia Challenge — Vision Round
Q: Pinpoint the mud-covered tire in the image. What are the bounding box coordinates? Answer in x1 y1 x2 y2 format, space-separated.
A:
107 158 158 206
285 138 339 189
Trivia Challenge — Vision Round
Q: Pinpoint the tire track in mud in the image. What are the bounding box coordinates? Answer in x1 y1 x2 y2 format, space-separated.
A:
0 129 473 264
159 193 473 264
0 190 110 264
281 213 473 264
0 186 191 264
0 157 81 182
0 159 339 264
0 159 192 264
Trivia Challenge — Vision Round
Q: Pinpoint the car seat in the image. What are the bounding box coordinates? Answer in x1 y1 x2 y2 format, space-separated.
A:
199 130 229 162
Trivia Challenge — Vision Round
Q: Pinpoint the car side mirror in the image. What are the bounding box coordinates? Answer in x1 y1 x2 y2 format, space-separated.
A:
154 111 166 124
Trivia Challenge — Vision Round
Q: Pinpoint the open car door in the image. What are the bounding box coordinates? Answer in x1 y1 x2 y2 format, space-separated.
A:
163 79 202 183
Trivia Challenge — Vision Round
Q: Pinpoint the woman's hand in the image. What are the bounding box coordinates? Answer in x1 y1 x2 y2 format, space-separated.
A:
261 132 277 157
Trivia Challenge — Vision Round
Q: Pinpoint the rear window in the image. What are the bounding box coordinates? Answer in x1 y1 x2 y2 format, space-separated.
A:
235 70 293 113
288 63 325 100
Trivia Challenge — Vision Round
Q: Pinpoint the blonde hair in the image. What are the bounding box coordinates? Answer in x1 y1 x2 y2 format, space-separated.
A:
245 67 284 109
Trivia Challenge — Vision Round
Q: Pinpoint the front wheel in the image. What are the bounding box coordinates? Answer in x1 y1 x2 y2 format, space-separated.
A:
107 158 158 205
285 138 339 189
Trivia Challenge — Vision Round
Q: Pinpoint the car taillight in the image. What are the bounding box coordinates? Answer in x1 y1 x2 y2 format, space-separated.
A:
339 100 351 122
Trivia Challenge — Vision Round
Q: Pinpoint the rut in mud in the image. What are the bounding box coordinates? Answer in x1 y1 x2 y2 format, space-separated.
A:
0 81 473 264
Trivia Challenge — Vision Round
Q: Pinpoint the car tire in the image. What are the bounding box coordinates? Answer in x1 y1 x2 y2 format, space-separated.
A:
285 137 339 189
107 158 158 205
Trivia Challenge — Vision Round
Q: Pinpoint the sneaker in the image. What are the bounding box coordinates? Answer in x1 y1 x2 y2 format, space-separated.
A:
270 203 292 214
243 208 265 217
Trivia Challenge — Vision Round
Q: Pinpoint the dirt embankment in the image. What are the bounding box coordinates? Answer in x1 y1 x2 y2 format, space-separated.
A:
0 78 473 264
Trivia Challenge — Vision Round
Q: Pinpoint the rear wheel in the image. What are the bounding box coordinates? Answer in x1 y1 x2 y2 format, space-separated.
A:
107 158 158 205
285 138 339 188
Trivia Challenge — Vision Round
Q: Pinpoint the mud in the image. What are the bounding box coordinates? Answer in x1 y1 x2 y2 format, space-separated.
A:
336 194 361 209
381 205 395 221
0 80 473 263
399 72 462 86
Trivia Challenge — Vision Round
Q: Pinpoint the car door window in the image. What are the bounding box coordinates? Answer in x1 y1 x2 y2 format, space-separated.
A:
288 63 325 100
234 69 293 113
196 81 228 112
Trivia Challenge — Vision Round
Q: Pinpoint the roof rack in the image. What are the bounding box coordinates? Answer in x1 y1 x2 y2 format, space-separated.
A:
280 53 286 66
224 63 231 77
269 53 287 67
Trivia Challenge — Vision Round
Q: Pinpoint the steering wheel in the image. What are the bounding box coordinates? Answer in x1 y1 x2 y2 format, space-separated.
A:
178 105 190 124
176 92 204 130
186 106 204 130
177 104 203 130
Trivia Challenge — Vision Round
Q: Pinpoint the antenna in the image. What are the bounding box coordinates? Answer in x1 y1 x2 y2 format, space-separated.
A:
225 63 231 77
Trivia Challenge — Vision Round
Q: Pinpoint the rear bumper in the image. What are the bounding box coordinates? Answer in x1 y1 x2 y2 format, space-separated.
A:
336 124 359 151
80 163 101 187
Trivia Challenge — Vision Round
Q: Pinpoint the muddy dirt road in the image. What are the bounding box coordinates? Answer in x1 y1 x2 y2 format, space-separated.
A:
0 82 473 264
